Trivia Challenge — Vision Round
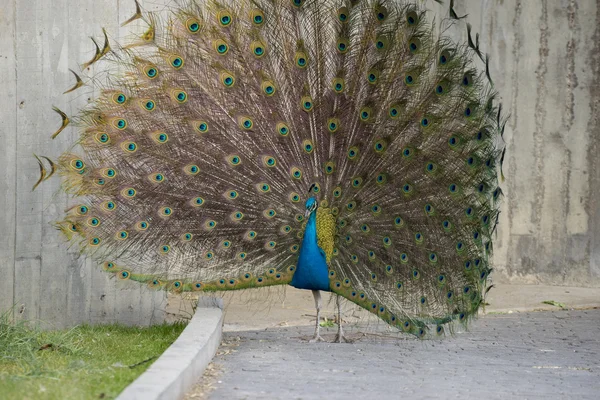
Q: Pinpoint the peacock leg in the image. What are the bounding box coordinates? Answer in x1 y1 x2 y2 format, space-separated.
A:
334 295 349 343
309 290 324 342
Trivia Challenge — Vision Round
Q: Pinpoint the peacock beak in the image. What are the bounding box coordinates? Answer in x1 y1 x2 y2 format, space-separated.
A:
305 209 311 218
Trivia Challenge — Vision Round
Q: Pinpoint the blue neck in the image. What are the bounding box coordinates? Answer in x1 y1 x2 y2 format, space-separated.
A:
290 211 330 291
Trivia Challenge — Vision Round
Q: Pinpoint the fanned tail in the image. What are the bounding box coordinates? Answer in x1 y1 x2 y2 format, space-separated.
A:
46 0 504 338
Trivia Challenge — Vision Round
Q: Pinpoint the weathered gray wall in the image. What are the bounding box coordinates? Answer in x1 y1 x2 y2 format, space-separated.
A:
447 0 600 287
0 0 167 328
0 0 599 328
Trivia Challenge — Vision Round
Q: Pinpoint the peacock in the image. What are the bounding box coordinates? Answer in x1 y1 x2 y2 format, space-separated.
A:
36 0 505 342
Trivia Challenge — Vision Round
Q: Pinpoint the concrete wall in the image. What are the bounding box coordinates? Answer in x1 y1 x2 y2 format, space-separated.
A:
0 0 598 327
0 0 167 328
446 0 600 287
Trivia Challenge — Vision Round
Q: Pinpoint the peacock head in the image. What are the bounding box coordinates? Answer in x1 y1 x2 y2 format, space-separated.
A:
305 197 318 218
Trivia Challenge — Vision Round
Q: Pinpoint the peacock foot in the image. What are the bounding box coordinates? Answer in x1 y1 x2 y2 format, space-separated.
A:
309 334 325 343
333 332 350 343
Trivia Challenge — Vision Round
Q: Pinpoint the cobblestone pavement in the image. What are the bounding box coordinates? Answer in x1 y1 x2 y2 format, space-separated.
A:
199 310 599 399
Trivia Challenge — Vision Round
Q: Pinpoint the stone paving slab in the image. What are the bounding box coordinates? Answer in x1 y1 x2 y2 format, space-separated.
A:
201 310 600 399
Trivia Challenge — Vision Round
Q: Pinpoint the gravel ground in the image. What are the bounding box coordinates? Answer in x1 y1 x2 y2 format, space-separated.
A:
186 309 600 400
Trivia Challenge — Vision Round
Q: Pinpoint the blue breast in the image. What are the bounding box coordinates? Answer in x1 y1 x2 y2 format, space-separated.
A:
290 211 331 291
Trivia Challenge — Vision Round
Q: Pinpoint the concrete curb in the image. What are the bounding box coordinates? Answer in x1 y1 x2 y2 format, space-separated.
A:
117 297 224 400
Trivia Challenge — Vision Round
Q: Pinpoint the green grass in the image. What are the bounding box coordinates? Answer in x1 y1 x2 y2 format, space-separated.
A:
0 310 186 400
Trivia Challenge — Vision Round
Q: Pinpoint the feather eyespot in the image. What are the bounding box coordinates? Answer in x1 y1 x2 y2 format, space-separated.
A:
359 107 372 121
295 51 308 68
367 69 379 84
262 156 276 168
261 81 276 96
276 122 289 136
217 10 233 27
149 173 165 183
302 140 314 153
374 139 387 153
99 168 115 179
238 116 253 130
375 6 388 21
332 78 345 93
250 9 265 25
336 37 349 53
337 7 349 23
184 164 200 176
121 141 137 153
169 55 184 69
159 207 173 217
94 132 110 144
116 230 128 240
442 220 453 232
290 167 302 180
414 232 423 243
251 40 266 57
406 10 419 25
264 209 276 218
463 72 474 86
375 35 389 50
121 188 136 198
408 37 421 53
172 90 188 103
327 117 340 133
324 161 335 175
143 65 158 79
213 39 229 55
220 71 235 87
348 146 359 160
186 18 201 33
394 216 404 228
151 132 168 144
205 220 217 230
87 217 100 227
112 93 127 104
300 96 313 112
228 155 241 166
191 197 204 207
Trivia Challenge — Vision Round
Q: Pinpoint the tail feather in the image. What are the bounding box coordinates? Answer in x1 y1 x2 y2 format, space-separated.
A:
48 0 504 337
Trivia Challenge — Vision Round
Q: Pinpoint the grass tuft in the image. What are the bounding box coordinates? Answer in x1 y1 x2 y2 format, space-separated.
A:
0 309 186 399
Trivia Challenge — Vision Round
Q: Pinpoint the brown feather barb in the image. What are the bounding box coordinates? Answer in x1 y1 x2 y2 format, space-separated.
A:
50 106 70 139
32 155 55 191
121 0 142 27
63 69 84 94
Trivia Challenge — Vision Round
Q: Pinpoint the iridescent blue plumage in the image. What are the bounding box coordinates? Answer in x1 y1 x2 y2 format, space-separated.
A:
291 198 330 291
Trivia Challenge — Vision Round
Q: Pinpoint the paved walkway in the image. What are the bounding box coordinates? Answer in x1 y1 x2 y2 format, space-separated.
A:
189 309 600 399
